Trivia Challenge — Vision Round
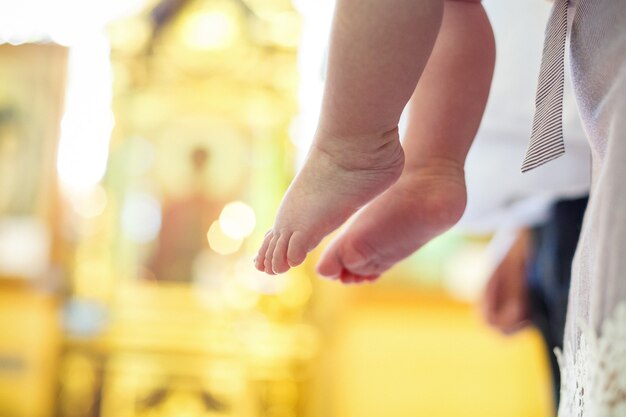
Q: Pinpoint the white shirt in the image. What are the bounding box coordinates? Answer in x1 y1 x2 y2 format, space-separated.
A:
457 0 591 234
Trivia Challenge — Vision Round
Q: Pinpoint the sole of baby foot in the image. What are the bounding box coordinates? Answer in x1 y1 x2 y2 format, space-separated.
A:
315 161 467 282
338 270 379 285
255 127 405 275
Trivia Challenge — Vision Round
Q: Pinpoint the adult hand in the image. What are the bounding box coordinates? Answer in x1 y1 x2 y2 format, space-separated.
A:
481 229 532 335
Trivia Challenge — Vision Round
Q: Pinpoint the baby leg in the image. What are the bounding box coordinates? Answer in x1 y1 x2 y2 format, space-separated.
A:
317 0 495 282
256 0 445 274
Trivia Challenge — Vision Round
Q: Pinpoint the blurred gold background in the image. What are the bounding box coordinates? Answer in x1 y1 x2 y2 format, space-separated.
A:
0 1 553 416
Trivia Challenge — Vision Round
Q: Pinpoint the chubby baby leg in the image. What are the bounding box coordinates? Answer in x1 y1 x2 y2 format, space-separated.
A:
317 0 496 282
255 0 445 274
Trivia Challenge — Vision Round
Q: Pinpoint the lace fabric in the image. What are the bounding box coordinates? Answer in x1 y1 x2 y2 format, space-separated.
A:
556 302 626 417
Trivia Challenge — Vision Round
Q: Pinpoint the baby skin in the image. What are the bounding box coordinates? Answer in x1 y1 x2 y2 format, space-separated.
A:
255 0 495 280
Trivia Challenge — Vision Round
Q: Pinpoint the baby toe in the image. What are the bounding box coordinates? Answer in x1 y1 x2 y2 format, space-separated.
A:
255 232 273 272
363 274 381 283
272 234 291 274
264 234 279 275
316 243 343 279
339 270 360 285
286 231 308 267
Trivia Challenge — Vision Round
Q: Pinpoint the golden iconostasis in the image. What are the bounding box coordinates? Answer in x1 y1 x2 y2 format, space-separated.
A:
0 1 554 417
57 1 319 416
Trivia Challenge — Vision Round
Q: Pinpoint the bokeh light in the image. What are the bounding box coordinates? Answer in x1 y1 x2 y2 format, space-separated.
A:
0 218 50 278
181 8 238 50
218 201 256 240
121 191 162 243
56 33 114 190
68 184 108 219
207 220 243 255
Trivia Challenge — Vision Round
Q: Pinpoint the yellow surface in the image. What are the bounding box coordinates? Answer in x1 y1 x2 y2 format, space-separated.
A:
326 290 554 417
0 284 60 417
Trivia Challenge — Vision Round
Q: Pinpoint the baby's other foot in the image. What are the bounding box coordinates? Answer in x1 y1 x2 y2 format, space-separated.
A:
255 128 404 274
316 160 466 283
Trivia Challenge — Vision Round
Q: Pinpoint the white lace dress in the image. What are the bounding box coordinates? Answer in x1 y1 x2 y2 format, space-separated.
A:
558 0 626 415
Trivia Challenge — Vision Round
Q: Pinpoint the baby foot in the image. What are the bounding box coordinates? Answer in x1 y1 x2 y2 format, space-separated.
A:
316 160 467 283
255 127 404 274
